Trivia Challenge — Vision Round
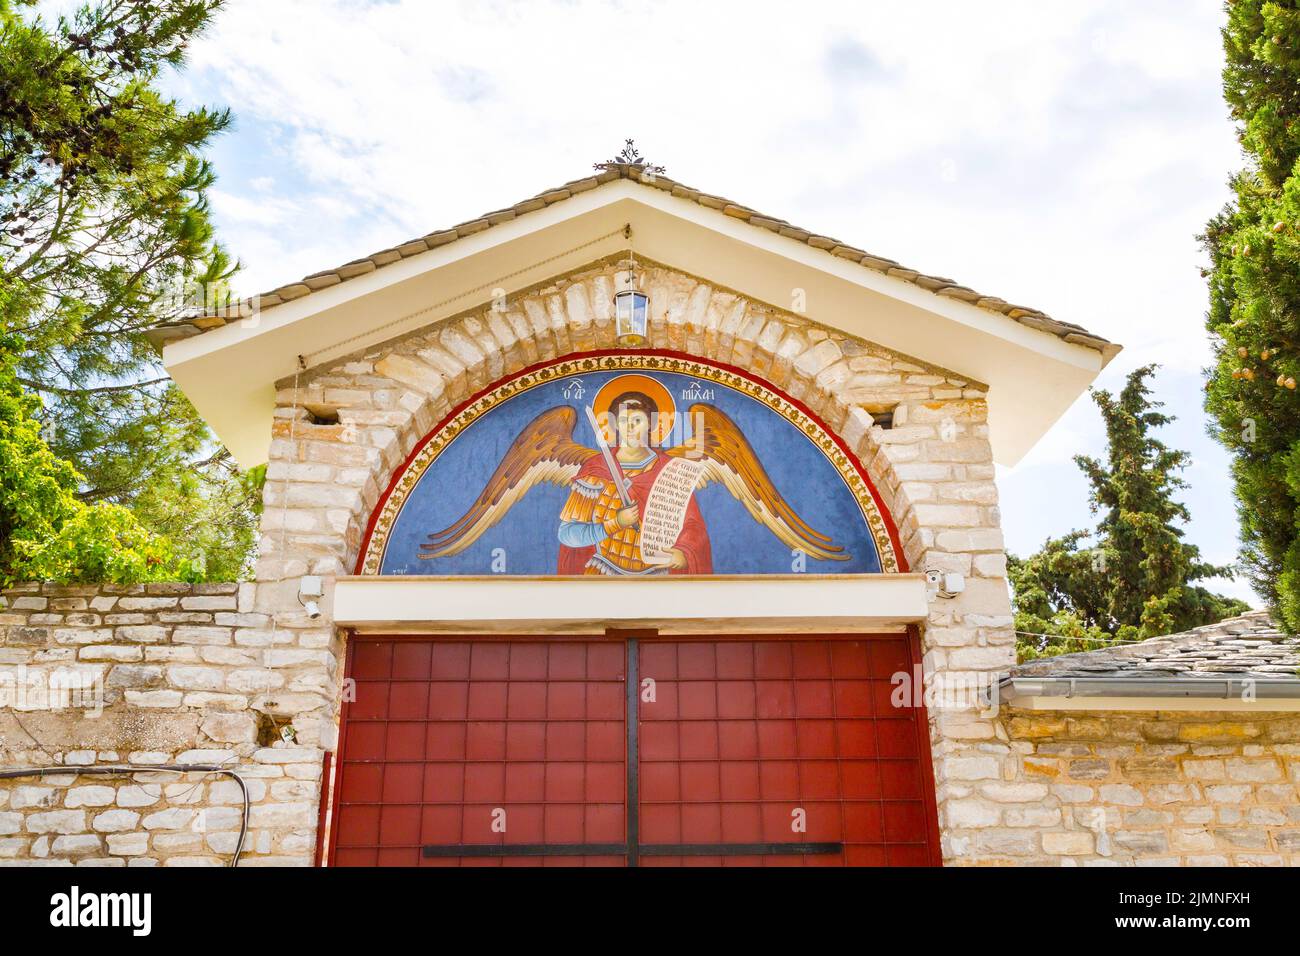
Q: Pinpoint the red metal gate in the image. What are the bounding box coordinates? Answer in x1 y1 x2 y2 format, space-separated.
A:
327 633 940 867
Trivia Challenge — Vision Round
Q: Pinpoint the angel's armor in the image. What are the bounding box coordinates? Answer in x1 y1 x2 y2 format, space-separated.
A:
557 450 661 575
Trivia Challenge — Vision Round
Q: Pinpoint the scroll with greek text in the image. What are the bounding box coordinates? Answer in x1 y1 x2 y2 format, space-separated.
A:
639 457 707 566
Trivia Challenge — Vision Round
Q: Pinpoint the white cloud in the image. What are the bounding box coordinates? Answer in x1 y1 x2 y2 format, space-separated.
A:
175 1 1232 302
169 0 1261 606
208 188 297 226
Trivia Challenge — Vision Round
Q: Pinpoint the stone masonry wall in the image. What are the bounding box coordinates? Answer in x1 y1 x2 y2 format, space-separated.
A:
0 582 328 866
948 709 1300 866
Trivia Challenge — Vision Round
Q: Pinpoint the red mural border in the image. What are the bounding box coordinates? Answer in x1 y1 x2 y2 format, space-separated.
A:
353 348 908 575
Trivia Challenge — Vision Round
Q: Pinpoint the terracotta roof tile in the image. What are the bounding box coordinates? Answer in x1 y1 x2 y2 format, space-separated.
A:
157 163 1115 356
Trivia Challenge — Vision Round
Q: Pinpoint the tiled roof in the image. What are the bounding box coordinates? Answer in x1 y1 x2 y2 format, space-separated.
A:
1011 611 1300 682
153 163 1115 355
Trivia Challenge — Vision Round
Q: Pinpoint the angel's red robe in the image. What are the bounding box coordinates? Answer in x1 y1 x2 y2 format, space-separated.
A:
557 449 712 575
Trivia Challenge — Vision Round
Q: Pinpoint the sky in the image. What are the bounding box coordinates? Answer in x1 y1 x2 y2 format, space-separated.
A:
159 0 1253 603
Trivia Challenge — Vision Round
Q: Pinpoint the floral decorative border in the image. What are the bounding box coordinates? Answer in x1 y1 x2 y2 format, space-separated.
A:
358 352 902 575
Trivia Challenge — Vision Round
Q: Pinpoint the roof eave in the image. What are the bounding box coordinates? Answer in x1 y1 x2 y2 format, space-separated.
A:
163 177 1116 469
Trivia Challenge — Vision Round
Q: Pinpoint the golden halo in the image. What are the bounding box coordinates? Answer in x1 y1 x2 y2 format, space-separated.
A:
591 373 676 446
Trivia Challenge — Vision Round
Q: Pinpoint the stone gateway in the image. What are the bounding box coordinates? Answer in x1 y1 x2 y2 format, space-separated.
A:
2 162 1297 867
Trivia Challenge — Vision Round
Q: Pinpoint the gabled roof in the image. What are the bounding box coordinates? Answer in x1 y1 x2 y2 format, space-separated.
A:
1013 611 1299 682
158 162 1121 468
152 162 1114 357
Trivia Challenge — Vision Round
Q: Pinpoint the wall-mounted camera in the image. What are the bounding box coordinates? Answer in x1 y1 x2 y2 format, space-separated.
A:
298 575 324 620
925 568 965 600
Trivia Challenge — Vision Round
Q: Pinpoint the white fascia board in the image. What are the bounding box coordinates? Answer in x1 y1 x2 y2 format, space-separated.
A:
163 185 635 468
331 573 929 635
618 188 1111 466
165 179 1113 468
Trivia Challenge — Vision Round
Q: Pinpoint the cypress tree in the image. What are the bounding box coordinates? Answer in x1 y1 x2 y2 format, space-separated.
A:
1011 365 1247 660
1202 0 1300 630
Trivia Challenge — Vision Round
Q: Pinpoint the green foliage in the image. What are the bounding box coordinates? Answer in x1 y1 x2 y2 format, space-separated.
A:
1 0 261 580
1008 532 1117 661
0 336 199 585
1202 0 1300 631
1010 365 1249 661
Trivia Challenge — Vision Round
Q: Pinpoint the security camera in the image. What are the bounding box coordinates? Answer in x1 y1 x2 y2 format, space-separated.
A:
298 575 324 620
924 568 966 599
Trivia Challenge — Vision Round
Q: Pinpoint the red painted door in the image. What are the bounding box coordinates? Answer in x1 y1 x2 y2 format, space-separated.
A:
331 639 627 866
636 637 936 866
328 633 940 867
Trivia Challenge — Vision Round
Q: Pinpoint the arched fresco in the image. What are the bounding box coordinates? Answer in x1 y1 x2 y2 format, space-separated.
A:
358 352 904 576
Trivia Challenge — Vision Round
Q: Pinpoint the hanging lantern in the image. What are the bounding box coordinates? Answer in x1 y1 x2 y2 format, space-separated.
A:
615 225 649 347
615 288 649 347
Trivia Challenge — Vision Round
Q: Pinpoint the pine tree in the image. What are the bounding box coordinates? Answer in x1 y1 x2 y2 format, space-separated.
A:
1 0 262 578
0 329 201 585
1010 365 1248 661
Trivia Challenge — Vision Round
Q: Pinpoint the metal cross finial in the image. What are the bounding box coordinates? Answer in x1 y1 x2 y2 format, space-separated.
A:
594 139 665 174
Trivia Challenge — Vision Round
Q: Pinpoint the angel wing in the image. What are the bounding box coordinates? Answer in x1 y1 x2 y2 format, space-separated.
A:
667 403 848 562
419 406 597 559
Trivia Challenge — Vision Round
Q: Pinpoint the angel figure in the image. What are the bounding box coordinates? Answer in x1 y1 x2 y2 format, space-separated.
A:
420 383 847 575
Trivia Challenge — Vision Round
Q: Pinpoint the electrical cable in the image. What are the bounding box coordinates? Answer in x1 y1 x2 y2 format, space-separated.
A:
1014 629 1146 646
0 764 250 867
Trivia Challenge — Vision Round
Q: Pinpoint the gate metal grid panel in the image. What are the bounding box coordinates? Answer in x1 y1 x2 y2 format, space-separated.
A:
637 637 931 866
332 640 626 867
328 634 938 867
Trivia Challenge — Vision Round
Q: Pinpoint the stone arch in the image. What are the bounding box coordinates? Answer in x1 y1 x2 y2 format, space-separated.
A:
259 258 999 604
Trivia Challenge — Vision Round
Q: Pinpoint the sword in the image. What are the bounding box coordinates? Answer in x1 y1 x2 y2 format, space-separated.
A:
585 405 634 508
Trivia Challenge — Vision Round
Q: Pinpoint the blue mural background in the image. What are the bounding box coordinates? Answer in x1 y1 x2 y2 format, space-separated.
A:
378 369 882 575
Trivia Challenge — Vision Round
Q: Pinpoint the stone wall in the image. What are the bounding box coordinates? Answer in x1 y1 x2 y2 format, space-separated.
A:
0 582 329 866
945 709 1300 866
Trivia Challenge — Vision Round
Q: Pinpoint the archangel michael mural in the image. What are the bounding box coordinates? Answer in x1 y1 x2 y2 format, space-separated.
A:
361 356 898 577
